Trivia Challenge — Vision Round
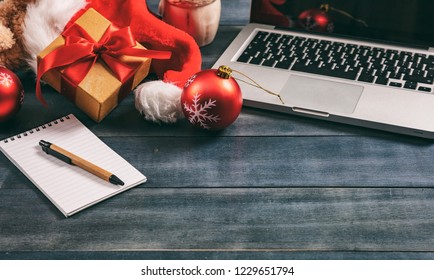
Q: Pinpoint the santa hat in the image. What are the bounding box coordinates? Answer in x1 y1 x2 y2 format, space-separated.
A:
23 0 201 123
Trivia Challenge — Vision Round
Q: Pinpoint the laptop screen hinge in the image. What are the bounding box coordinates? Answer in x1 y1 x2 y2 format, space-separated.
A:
429 47 434 53
275 26 430 51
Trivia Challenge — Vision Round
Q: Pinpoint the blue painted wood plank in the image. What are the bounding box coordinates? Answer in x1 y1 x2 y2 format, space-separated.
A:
2 251 434 260
2 135 434 189
1 188 433 252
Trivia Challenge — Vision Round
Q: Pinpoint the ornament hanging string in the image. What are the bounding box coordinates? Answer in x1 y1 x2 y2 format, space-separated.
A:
218 66 285 104
321 4 368 27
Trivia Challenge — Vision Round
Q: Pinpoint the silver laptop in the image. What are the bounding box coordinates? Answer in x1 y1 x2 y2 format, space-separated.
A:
213 0 434 138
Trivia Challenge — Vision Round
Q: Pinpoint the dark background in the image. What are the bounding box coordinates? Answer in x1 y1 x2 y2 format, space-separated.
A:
251 0 434 46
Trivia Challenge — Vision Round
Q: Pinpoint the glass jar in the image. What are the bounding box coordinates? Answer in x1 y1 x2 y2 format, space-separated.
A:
159 0 221 46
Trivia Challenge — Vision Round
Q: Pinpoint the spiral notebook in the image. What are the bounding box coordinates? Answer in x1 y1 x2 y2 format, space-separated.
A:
0 114 147 217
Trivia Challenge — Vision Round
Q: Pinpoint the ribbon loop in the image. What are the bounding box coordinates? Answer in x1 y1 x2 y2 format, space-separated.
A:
36 22 172 106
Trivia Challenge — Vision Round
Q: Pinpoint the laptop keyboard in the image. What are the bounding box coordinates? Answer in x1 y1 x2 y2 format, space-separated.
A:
237 31 434 93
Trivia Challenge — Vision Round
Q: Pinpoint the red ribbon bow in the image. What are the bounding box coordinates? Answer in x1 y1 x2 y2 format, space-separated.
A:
36 22 172 106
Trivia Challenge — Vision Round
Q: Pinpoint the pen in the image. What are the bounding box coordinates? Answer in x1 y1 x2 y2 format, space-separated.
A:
39 140 124 186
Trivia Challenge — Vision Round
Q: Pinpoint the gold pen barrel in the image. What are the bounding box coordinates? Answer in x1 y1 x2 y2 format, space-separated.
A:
50 144 112 181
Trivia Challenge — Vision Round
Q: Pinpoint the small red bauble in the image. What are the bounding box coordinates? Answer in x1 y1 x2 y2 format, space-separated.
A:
181 66 243 130
297 8 333 32
0 66 24 122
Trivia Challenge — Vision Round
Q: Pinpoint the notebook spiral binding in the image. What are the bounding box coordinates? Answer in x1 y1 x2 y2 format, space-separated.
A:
2 115 71 144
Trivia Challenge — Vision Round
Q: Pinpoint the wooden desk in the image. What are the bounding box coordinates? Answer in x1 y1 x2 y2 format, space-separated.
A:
1 11 434 259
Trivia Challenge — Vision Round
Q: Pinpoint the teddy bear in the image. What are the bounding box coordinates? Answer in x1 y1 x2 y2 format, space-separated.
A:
0 0 35 70
0 0 202 123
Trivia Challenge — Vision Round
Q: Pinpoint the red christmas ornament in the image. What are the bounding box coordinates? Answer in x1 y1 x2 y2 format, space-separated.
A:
0 67 24 122
181 66 243 130
297 8 333 32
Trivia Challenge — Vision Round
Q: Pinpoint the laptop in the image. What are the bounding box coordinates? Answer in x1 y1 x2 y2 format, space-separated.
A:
213 0 434 138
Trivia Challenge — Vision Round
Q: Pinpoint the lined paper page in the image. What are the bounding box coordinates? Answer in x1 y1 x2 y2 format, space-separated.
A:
0 114 146 216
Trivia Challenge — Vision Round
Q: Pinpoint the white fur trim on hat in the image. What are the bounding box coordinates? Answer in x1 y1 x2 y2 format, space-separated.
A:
134 81 184 123
22 0 87 73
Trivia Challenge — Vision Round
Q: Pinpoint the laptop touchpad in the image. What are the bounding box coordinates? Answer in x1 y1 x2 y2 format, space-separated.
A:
281 75 363 115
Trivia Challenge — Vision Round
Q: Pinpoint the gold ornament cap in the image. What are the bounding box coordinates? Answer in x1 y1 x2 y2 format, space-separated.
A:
217 65 233 79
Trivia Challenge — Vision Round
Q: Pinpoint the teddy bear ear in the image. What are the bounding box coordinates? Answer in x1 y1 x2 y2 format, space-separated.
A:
0 24 15 51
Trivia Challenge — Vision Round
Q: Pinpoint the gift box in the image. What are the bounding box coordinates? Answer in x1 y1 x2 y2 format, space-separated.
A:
36 8 170 122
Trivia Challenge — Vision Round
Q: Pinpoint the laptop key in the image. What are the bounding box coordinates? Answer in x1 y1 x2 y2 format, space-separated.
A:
389 72 403 79
250 57 263 65
418 86 432 92
358 74 375 83
253 31 269 42
375 77 389 85
404 81 418 89
237 53 251 63
263 59 277 67
275 57 294 69
389 82 402 87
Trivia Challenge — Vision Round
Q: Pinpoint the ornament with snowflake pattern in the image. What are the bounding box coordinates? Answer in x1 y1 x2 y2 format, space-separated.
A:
0 67 24 122
181 67 242 130
183 93 221 129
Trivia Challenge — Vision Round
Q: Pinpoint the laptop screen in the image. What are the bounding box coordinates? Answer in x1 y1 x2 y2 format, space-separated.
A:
251 0 434 47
